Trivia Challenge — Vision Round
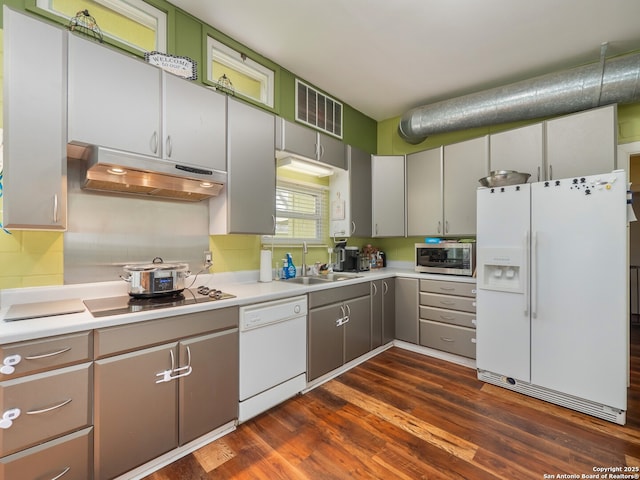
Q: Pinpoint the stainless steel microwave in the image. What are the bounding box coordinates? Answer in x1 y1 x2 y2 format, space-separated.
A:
415 242 475 276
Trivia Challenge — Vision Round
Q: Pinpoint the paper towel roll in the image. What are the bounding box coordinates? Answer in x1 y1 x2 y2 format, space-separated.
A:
259 250 272 282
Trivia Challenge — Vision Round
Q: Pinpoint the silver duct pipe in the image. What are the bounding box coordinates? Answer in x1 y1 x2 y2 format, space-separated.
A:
398 52 640 144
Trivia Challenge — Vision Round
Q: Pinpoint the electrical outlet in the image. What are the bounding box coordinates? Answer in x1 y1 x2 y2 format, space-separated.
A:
204 251 213 266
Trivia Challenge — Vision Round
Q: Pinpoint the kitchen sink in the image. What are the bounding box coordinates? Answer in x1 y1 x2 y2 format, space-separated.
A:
284 274 362 285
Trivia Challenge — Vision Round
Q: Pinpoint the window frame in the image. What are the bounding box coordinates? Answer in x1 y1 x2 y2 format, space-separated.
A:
265 179 328 245
35 0 167 54
206 36 275 109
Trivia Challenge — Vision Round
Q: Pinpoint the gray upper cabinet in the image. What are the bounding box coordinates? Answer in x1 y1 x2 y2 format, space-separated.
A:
545 104 617 180
372 155 405 237
489 123 544 182
68 33 161 157
407 147 442 236
68 34 226 172
407 137 488 237
3 8 67 230
210 98 276 234
318 132 347 169
329 145 372 237
348 145 373 237
163 73 226 172
276 118 346 169
443 136 489 236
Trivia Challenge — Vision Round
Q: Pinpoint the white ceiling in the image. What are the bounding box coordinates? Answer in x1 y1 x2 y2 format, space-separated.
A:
170 0 640 121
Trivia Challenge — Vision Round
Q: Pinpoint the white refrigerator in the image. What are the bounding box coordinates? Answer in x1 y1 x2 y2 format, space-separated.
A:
476 170 628 425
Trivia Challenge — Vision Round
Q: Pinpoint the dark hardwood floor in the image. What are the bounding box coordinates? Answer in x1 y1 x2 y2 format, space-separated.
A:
144 327 640 479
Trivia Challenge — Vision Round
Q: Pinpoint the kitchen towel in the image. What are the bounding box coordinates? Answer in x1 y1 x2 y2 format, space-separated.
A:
259 249 272 282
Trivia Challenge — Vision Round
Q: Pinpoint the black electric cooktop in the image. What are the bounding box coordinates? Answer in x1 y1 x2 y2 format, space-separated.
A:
83 288 235 318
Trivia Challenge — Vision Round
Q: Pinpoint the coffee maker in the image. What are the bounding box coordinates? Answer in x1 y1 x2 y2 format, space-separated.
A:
333 241 347 272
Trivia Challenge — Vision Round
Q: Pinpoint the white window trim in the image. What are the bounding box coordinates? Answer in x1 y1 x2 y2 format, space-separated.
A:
207 36 274 108
36 0 167 53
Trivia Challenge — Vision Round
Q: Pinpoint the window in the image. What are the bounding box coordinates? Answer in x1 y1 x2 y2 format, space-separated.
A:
273 181 327 243
296 79 343 138
36 0 167 53
207 36 275 108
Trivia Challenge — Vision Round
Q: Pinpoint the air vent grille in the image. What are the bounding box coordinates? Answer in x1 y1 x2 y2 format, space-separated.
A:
477 369 625 425
296 79 342 138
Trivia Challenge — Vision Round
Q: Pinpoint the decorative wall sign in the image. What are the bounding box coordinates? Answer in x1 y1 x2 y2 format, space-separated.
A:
145 52 197 80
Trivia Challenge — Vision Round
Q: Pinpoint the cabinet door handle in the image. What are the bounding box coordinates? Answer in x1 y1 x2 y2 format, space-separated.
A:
440 336 455 343
50 467 71 480
445 220 449 234
166 135 173 158
53 194 59 223
537 166 541 182
337 306 347 326
549 164 553 180
383 281 388 295
437 221 441 234
151 131 159 154
345 304 351 319
351 221 356 235
26 398 72 415
172 345 193 379
371 282 378 296
24 347 71 360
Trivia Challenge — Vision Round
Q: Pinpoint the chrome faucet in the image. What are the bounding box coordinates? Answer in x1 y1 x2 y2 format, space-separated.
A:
301 241 308 276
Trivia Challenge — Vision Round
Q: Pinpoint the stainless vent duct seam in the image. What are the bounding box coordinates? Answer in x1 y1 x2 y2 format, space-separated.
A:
398 52 640 144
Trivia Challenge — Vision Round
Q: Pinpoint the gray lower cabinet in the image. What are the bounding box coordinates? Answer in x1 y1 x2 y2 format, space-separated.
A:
308 283 371 381
0 427 92 480
0 331 92 480
93 308 238 480
210 97 276 234
419 279 477 358
395 277 419 344
371 279 395 349
2 7 67 230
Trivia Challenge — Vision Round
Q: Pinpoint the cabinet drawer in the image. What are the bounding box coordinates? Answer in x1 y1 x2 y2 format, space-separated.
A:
95 306 238 358
309 282 370 309
0 427 92 480
0 331 92 380
0 363 91 456
420 306 476 329
419 292 476 313
419 320 476 359
420 279 476 297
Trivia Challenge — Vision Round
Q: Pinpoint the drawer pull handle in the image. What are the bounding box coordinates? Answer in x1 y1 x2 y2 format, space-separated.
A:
440 336 455 343
50 467 71 480
24 347 71 360
439 301 456 306
26 398 72 415
439 286 455 291
440 315 455 321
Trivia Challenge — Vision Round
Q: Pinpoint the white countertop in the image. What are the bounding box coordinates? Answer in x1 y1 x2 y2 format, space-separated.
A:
0 265 475 344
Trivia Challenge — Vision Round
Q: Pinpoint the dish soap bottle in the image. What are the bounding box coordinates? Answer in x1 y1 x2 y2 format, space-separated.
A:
286 253 296 279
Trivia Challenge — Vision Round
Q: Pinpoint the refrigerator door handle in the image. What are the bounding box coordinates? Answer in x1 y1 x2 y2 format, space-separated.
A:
524 230 530 316
531 231 538 319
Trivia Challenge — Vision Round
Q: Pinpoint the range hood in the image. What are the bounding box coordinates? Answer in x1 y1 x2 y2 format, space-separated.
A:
68 144 226 201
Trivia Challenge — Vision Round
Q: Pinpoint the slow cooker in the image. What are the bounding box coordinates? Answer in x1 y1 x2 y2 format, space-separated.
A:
121 257 190 297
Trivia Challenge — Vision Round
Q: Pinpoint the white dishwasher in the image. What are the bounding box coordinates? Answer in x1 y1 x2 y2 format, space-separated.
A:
239 295 308 422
